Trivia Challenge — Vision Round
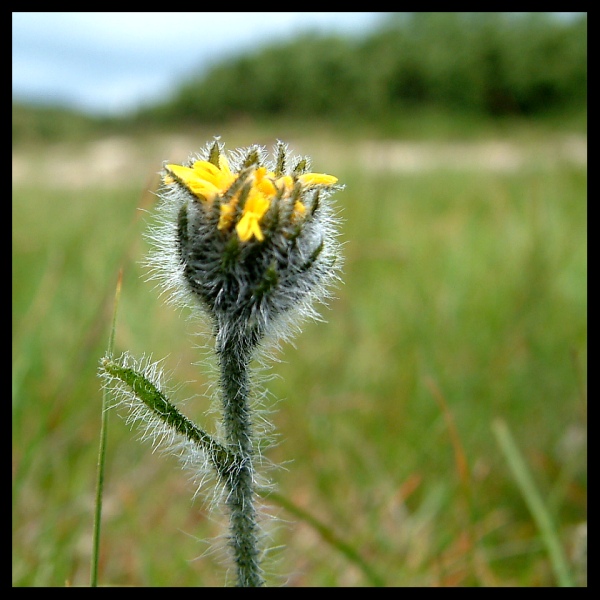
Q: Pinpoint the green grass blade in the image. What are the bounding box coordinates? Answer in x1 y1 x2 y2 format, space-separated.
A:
492 418 574 587
259 489 386 587
91 269 123 587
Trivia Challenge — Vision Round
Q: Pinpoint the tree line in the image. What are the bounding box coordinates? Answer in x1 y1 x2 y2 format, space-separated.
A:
141 12 587 124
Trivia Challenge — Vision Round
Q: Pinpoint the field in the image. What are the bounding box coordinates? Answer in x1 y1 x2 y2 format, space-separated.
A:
12 120 587 586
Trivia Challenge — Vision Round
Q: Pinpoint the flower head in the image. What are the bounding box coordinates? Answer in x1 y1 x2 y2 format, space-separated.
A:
150 139 343 350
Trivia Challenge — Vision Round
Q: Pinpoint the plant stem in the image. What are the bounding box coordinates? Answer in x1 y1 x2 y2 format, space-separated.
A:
218 334 264 587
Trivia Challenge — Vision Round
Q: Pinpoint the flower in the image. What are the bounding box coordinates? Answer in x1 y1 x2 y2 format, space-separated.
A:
151 139 343 349
163 155 235 199
164 153 337 243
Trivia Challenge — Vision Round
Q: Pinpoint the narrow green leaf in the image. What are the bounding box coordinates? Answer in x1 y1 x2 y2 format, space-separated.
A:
259 489 386 586
91 269 122 587
101 358 235 478
492 419 574 587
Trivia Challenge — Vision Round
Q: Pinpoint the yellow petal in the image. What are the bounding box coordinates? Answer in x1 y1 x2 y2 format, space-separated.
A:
165 164 195 180
165 164 223 199
236 213 250 241
254 169 277 197
275 175 295 192
244 192 270 218
218 203 236 231
192 161 226 185
298 173 338 186
218 154 232 176
249 218 265 242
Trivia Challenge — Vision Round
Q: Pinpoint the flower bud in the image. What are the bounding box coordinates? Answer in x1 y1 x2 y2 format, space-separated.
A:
150 139 342 350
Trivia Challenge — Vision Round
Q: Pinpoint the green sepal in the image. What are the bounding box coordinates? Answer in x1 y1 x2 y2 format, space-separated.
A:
242 148 261 169
221 234 241 272
222 167 252 203
253 262 279 301
299 238 324 273
308 190 320 216
292 158 307 175
208 141 221 167
275 142 287 176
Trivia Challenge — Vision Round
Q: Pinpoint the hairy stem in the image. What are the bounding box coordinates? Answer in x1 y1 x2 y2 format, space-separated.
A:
218 334 264 587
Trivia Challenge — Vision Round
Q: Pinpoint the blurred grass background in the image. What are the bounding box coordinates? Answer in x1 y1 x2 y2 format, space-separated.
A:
13 12 586 587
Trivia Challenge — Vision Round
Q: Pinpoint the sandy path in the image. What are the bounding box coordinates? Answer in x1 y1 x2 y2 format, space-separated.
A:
12 134 587 189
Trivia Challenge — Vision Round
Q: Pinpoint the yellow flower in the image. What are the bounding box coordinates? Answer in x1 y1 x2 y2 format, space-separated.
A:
164 154 338 243
236 189 271 242
233 168 273 242
164 156 236 199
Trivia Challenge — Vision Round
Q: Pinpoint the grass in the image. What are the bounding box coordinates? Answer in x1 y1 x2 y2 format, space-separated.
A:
12 120 586 586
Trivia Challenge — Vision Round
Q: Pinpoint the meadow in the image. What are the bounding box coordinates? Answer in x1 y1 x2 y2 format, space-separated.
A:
12 120 587 586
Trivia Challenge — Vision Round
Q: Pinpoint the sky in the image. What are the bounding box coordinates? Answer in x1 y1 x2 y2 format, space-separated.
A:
12 12 384 115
